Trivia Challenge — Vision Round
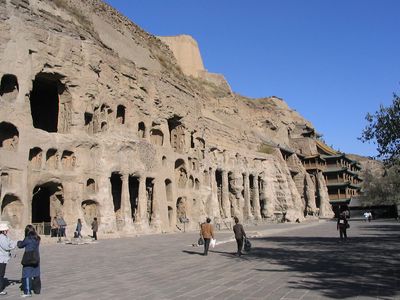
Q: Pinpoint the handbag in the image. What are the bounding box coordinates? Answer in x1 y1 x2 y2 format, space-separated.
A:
21 250 40 267
198 237 204 245
244 238 252 252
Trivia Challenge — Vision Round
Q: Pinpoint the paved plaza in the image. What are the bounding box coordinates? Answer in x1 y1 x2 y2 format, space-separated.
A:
3 220 400 299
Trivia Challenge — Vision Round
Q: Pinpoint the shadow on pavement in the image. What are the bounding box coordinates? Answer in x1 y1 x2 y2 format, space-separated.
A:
182 250 204 256
231 223 400 299
209 249 237 257
361 223 400 232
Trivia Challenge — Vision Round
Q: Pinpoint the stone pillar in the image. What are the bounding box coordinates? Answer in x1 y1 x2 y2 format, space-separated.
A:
317 172 334 218
221 170 231 219
243 173 253 220
150 178 161 229
253 175 262 220
120 174 133 227
209 168 220 218
135 176 148 226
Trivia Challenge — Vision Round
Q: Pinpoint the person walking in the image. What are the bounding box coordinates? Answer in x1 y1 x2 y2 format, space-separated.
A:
75 219 82 238
233 217 246 256
337 211 349 241
91 218 98 241
199 218 214 256
56 216 67 240
50 217 58 237
0 222 16 296
17 225 41 297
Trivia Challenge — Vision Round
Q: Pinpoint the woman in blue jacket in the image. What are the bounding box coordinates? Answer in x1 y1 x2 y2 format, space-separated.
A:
17 225 41 297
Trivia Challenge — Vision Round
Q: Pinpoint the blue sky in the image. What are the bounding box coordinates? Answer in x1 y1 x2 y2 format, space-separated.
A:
104 0 400 157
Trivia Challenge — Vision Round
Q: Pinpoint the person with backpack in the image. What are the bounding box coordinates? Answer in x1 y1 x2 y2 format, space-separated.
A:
233 217 246 256
17 224 41 297
0 222 16 296
337 211 349 241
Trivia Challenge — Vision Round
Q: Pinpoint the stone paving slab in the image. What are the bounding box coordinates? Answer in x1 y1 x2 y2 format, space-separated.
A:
1 220 399 299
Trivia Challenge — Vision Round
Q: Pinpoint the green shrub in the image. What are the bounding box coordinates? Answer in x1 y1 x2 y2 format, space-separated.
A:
258 144 275 154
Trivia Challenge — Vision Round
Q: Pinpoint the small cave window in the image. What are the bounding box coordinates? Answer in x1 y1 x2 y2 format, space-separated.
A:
81 200 99 226
29 147 43 169
61 150 76 170
150 128 164 146
1 173 10 188
189 176 194 189
116 105 126 124
0 122 19 151
101 121 108 132
84 112 94 134
167 115 185 152
138 122 146 138
175 159 187 189
46 149 59 169
190 132 195 148
1 194 23 229
84 112 93 126
86 178 96 193
0 74 19 99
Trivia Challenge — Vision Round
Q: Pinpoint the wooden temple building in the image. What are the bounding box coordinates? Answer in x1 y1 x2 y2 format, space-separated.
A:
284 127 363 217
313 141 362 216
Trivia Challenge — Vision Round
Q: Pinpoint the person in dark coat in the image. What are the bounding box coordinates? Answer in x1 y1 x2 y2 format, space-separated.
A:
233 217 246 256
50 217 58 238
337 212 348 241
75 219 82 238
17 225 41 297
91 218 98 241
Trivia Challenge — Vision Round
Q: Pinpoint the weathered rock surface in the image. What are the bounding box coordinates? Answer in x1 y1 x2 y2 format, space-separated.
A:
0 0 333 238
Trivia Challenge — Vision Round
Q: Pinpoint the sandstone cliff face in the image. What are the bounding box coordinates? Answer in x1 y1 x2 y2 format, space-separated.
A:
0 0 331 237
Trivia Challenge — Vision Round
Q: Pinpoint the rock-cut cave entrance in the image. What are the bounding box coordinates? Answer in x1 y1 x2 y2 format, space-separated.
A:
31 182 64 234
29 73 64 132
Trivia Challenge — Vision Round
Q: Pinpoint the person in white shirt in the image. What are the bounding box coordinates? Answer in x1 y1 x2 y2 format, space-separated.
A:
0 222 17 295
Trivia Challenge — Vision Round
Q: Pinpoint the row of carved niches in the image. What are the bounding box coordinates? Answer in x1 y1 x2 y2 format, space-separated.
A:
84 111 207 157
0 74 19 102
84 103 126 134
0 73 208 156
188 157 199 171
0 122 19 151
29 147 77 170
174 159 200 189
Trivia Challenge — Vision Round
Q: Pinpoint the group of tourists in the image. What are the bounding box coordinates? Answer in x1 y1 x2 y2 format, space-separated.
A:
363 211 373 222
0 216 99 298
0 222 41 297
51 217 99 241
199 207 351 256
199 216 249 256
